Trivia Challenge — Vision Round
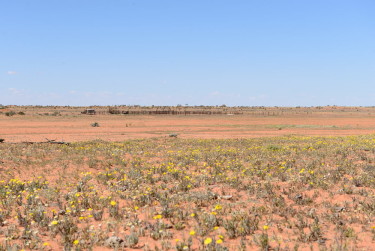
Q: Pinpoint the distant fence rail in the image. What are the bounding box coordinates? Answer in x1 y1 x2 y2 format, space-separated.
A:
91 109 243 115
125 110 242 115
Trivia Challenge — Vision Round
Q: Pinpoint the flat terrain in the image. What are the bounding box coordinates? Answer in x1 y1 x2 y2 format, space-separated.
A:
0 136 374 250
1 106 375 142
0 106 374 250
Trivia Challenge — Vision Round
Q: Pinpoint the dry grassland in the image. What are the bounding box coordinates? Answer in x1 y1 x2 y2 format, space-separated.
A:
0 106 374 250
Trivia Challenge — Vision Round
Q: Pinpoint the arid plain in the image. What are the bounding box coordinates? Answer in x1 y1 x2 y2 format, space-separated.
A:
0 106 374 250
2 106 375 142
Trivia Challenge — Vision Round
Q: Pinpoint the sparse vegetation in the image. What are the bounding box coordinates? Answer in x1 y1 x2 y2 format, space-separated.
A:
0 135 374 249
5 111 16 116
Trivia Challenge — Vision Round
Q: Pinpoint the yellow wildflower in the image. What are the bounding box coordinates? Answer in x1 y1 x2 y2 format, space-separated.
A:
214 204 222 210
204 237 212 245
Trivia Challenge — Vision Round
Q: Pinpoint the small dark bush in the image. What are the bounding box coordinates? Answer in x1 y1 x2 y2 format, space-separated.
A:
5 111 16 116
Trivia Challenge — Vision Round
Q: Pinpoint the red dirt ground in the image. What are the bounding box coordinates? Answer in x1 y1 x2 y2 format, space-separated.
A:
1 112 375 143
1 107 375 250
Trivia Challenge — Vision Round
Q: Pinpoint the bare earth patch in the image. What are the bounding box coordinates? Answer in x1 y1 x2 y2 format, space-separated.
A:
2 106 375 143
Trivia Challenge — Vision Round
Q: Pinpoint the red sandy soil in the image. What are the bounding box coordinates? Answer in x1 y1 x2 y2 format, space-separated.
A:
1 108 375 250
1 113 375 143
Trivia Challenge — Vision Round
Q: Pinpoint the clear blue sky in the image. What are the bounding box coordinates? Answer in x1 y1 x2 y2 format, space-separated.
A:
1 0 374 106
